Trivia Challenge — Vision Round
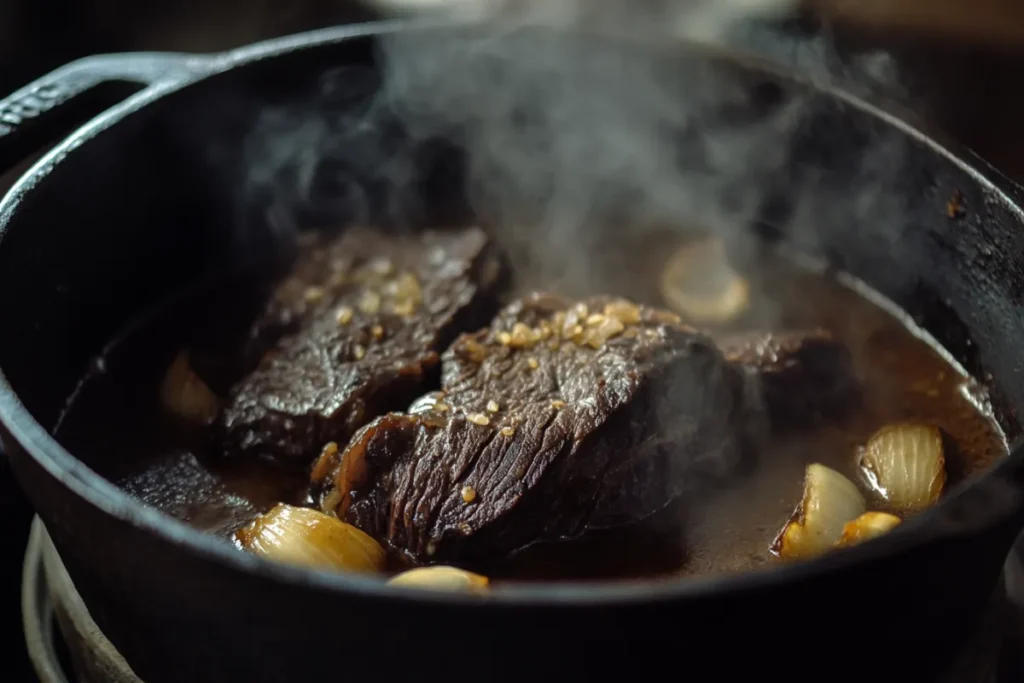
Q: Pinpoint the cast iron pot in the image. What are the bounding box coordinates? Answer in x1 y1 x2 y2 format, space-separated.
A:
3 21 1024 683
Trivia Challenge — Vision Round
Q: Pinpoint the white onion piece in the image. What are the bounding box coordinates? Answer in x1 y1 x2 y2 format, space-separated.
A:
860 423 946 512
774 464 866 560
159 351 221 425
236 504 385 574
838 512 902 548
388 566 489 592
660 237 749 324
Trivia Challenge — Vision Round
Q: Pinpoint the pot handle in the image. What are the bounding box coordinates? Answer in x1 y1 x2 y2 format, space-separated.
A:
0 52 206 178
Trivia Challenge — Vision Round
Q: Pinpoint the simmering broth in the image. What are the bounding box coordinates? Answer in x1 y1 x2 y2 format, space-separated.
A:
55 234 1007 584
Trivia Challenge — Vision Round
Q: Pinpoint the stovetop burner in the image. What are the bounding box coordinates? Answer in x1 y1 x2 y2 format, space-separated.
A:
24 520 143 683
20 517 1024 683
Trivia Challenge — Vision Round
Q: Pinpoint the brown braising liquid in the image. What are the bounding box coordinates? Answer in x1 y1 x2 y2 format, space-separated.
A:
54 241 1008 583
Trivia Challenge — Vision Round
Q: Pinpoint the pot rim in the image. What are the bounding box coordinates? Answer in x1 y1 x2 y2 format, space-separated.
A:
2 19 1023 608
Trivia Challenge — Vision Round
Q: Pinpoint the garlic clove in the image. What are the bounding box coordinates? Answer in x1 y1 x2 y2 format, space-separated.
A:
236 504 385 574
387 566 489 592
837 512 902 548
773 463 866 560
860 422 946 512
160 351 221 425
660 237 750 324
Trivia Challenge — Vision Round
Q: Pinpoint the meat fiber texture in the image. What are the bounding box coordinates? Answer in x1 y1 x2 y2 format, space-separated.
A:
313 293 753 563
719 329 859 429
220 226 504 466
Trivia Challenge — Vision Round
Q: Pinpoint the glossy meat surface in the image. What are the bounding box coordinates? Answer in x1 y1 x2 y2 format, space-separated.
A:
720 329 859 429
220 226 504 465
312 293 752 562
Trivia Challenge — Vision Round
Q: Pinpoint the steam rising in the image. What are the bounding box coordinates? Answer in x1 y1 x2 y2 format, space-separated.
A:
241 0 913 308
218 1 946 558
382 0 796 41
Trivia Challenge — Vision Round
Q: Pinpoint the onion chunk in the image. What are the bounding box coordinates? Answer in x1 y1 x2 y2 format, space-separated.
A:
838 512 902 548
660 237 749 324
236 504 385 574
160 351 221 425
859 422 946 512
388 566 489 592
774 463 866 560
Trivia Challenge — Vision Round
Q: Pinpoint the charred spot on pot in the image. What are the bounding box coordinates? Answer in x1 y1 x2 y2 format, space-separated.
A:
947 190 966 219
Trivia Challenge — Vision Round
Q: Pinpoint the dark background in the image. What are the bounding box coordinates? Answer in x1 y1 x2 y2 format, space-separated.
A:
3 2 1024 681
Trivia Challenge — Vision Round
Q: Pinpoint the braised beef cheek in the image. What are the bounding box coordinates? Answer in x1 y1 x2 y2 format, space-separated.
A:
312 293 752 563
220 226 504 465
720 329 859 429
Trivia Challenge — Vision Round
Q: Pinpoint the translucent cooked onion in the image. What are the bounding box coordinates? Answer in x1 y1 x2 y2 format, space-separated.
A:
236 504 385 574
838 512 902 548
387 566 489 592
159 351 221 425
859 422 946 512
774 463 866 560
660 237 749 324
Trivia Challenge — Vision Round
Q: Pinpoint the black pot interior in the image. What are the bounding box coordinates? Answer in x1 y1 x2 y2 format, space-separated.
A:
2 24 1024 533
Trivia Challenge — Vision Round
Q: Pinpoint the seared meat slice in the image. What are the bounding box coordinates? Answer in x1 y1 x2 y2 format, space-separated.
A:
220 226 504 465
311 293 751 563
720 329 859 428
